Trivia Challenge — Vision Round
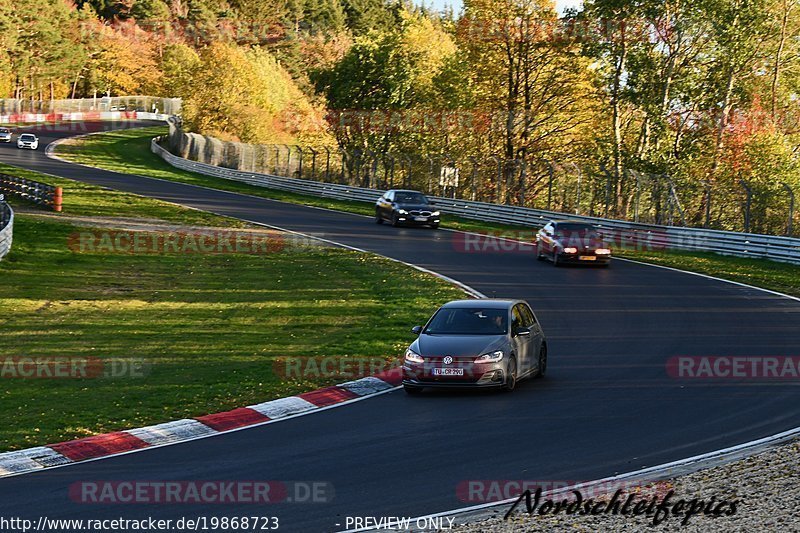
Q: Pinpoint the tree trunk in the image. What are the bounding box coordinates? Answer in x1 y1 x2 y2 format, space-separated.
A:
611 37 627 216
771 0 790 118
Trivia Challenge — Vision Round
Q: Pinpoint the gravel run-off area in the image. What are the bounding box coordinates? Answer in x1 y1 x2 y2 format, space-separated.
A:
455 440 800 532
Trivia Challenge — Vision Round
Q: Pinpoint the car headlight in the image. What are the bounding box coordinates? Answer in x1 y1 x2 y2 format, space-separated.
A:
431 211 440 216
474 350 503 363
398 209 408 215
595 248 612 255
405 348 424 364
563 247 578 254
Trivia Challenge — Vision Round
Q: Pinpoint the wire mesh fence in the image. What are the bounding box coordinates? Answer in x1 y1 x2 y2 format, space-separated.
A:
166 121 798 237
0 97 181 115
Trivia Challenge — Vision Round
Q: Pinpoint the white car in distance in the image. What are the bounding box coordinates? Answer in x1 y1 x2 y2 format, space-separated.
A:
17 133 38 150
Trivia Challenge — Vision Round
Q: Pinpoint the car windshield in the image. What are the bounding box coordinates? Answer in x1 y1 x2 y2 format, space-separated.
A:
20 134 35 141
556 223 599 240
424 307 508 335
394 192 427 204
0 129 9 133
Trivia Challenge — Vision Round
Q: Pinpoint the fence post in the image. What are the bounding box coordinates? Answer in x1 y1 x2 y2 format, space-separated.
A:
338 148 348 184
354 149 363 186
294 146 304 179
309 148 317 180
739 179 752 233
425 156 435 194
600 163 612 218
782 182 795 237
469 156 478 201
324 147 331 182
386 154 395 188
364 150 376 188
631 170 642 222
489 156 502 204
281 144 291 176
399 154 412 188
569 163 582 215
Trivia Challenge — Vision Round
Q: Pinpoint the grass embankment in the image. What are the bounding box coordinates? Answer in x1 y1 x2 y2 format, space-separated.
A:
0 164 465 451
55 127 800 298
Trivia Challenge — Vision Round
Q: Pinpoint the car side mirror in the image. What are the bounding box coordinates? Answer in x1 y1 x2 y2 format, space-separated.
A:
514 327 530 337
411 326 423 335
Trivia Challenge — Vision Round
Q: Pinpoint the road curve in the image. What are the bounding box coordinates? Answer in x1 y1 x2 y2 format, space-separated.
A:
0 122 798 531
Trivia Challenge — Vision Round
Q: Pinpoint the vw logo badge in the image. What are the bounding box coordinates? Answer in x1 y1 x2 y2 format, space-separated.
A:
443 356 453 365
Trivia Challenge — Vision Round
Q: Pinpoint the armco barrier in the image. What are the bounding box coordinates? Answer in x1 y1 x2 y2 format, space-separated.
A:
0 174 62 212
0 196 13 261
151 137 800 265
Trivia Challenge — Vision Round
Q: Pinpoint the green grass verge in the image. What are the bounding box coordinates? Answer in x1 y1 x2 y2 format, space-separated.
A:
0 167 465 451
0 161 247 228
54 126 800 298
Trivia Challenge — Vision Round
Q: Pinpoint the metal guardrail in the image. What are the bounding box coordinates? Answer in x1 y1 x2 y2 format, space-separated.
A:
0 195 13 262
152 137 800 265
0 174 63 212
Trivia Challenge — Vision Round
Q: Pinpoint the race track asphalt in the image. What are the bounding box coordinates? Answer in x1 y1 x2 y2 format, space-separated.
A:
0 121 798 532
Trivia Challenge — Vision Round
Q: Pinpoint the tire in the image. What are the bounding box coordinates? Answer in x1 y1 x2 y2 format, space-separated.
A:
502 357 517 392
404 384 423 395
536 243 546 261
391 213 401 227
552 252 561 267
375 209 384 224
535 344 547 378
430 223 440 230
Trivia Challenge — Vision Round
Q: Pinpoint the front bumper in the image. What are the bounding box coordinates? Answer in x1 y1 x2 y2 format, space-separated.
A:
402 362 507 388
396 214 440 226
559 252 611 264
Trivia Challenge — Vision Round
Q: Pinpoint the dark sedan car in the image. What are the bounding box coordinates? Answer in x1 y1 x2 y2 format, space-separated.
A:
375 189 440 228
402 299 547 394
536 220 612 266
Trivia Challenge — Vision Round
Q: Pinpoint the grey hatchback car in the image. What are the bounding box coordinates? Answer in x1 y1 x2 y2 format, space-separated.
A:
402 299 547 394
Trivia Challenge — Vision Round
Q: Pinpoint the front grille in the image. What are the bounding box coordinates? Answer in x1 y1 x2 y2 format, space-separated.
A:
409 210 432 217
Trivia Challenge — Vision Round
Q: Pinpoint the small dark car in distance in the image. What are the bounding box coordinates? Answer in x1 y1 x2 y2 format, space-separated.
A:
402 299 547 394
375 189 440 228
536 220 612 266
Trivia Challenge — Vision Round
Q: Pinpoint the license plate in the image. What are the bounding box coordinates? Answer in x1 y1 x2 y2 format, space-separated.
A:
432 368 464 376
414 216 428 221
579 256 597 261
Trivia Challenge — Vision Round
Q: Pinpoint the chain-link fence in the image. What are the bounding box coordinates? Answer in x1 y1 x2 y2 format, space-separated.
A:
0 97 181 115
166 121 798 237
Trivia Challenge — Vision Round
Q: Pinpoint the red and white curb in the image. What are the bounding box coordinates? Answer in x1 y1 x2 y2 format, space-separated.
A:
0 371 401 478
